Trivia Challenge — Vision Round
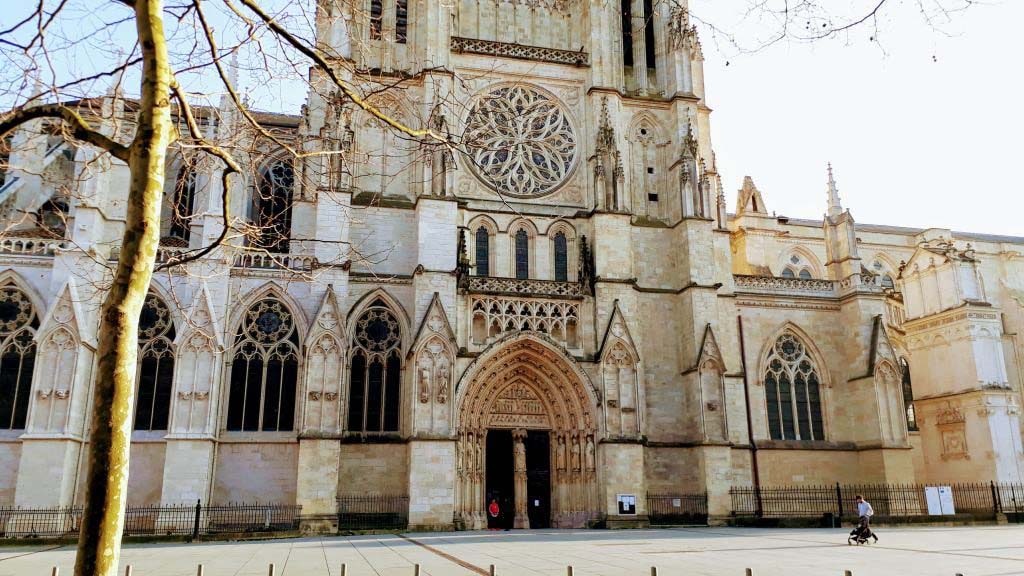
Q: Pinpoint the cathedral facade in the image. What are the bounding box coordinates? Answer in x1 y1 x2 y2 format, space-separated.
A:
0 0 1022 530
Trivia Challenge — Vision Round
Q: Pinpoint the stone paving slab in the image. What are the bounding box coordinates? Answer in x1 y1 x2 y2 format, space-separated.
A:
3 526 1024 576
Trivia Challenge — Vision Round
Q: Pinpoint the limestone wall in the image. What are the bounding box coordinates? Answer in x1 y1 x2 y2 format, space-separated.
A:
0 443 21 505
127 442 166 506
338 443 409 495
213 444 298 504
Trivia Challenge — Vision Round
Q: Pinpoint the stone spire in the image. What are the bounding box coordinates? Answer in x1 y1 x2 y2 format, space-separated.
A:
826 162 843 218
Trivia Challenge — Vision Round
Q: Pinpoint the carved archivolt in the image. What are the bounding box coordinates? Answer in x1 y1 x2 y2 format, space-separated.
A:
456 333 596 433
454 333 599 529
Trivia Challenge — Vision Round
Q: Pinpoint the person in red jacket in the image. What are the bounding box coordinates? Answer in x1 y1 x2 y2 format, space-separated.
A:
488 498 500 530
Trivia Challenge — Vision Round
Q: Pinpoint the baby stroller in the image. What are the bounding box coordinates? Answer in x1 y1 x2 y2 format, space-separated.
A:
848 517 878 545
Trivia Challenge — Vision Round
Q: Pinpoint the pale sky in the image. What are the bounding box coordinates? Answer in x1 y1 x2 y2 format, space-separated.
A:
694 1 1023 236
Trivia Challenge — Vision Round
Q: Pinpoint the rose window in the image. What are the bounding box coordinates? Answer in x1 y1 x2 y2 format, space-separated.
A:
464 84 578 198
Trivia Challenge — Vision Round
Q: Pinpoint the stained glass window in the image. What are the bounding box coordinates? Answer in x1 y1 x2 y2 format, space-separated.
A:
134 294 176 431
348 300 402 433
515 229 529 280
0 285 37 430
227 299 299 432
475 227 490 277
255 161 294 253
763 331 825 441
554 232 568 282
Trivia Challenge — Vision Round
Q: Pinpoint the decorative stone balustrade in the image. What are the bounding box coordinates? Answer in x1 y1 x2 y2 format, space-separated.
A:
733 274 837 297
233 251 318 272
0 237 67 257
469 295 581 352
451 36 589 66
463 275 584 299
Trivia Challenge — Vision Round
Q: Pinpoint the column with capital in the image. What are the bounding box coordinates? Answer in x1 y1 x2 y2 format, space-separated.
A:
512 429 530 529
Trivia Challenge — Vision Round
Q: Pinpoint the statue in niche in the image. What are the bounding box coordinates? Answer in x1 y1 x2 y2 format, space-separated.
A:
556 434 567 472
418 363 431 404
571 435 581 472
436 358 450 404
585 436 595 472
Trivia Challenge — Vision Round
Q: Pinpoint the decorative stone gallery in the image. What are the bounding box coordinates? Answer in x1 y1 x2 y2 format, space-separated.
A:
0 0 1022 531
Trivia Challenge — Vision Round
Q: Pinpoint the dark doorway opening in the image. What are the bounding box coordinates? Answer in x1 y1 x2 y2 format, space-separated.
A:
486 429 514 529
526 430 551 529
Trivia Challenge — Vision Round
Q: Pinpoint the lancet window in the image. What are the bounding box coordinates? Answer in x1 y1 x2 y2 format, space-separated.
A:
763 331 825 441
134 294 176 431
169 162 196 243
515 229 529 280
226 299 299 432
475 226 490 277
253 160 294 253
553 232 568 282
347 300 402 433
0 285 37 430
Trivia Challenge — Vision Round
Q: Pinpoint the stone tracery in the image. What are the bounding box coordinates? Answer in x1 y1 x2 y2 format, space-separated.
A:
464 84 578 198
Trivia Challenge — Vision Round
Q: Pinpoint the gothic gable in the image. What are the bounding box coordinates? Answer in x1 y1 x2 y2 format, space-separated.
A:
735 176 767 215
696 324 727 373
598 300 639 363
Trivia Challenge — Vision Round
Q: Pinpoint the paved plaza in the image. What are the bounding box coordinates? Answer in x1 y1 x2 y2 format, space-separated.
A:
3 526 1024 576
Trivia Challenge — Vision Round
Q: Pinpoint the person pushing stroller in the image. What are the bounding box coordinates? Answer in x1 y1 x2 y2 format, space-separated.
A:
848 494 879 545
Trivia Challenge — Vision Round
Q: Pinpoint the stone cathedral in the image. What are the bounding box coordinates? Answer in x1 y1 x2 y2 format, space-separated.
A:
0 0 1022 530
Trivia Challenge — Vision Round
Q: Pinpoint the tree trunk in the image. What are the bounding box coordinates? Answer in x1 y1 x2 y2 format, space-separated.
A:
73 0 172 574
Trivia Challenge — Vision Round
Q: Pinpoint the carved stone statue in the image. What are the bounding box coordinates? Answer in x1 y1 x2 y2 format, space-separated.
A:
585 435 595 472
436 359 450 404
418 364 431 404
556 434 567 472
571 434 581 472
514 433 527 473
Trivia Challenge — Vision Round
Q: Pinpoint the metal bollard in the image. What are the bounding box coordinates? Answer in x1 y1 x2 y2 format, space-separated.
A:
746 570 753 576
489 564 495 576
268 563 275 576
125 567 133 576
51 568 59 576
567 567 574 576
341 563 347 576
844 571 852 576
197 564 204 576
414 564 421 576
651 568 658 576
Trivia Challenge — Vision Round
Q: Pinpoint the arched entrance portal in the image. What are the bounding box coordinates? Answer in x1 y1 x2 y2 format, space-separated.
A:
455 333 599 529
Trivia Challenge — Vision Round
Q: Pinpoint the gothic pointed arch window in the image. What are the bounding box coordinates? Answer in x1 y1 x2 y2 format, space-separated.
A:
475 226 490 277
515 229 529 280
169 161 196 244
553 232 569 282
369 0 383 39
348 300 402 433
882 274 895 289
254 160 294 253
781 267 796 279
900 357 917 431
134 294 176 431
798 269 813 280
226 299 300 432
0 284 38 430
396 0 408 43
763 330 825 441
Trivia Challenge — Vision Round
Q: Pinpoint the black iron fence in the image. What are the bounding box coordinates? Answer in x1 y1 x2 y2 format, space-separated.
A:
337 495 409 530
647 493 708 525
0 502 301 540
731 482 1024 519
